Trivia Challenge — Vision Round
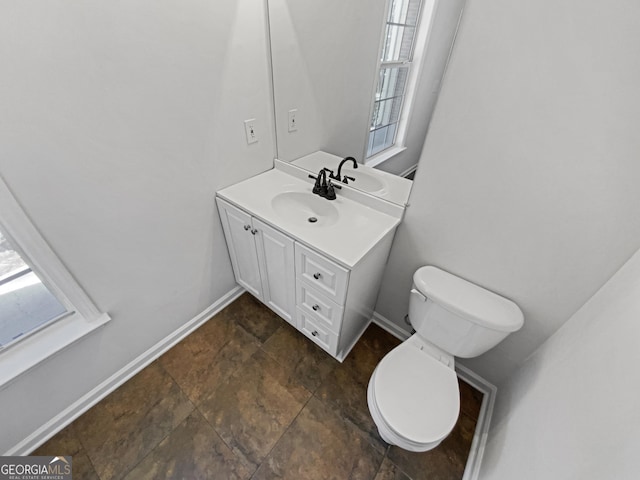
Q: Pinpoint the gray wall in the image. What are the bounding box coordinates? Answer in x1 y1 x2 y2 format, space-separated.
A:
269 0 386 162
0 0 275 452
376 0 640 384
481 248 640 480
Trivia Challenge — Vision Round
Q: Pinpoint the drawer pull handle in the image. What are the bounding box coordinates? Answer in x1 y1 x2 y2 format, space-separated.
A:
251 228 258 235
311 330 318 337
313 272 322 280
244 225 251 231
312 304 320 311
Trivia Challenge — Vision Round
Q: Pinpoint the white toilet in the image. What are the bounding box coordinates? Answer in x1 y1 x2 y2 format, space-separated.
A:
368 266 524 452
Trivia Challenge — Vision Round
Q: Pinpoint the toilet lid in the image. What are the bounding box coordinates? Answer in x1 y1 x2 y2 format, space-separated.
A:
373 345 460 444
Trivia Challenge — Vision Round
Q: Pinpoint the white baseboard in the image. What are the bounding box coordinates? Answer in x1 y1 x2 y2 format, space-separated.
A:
371 310 496 480
399 163 418 179
456 364 497 480
5 286 245 456
371 311 411 341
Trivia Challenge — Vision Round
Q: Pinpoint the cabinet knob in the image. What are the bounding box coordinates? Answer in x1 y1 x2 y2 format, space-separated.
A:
312 304 320 311
311 330 318 337
251 228 258 235
244 225 251 231
313 272 322 280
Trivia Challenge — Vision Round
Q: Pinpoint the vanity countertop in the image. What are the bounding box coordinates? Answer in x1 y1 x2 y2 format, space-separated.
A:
217 167 401 268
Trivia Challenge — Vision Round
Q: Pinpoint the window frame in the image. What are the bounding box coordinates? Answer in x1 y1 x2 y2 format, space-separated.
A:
364 0 435 166
0 174 110 388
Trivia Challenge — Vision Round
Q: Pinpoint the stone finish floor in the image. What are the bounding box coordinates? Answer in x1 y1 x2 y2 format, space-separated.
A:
33 293 484 479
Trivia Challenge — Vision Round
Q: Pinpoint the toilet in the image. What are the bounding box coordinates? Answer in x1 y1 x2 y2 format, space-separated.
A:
368 266 524 452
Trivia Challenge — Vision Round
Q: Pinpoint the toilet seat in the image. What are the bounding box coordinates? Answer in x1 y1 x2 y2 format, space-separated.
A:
371 343 460 446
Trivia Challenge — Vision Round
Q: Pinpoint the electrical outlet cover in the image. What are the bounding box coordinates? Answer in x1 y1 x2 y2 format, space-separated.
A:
288 109 298 132
244 119 258 144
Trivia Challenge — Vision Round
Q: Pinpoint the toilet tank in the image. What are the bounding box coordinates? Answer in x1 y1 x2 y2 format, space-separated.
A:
409 267 524 358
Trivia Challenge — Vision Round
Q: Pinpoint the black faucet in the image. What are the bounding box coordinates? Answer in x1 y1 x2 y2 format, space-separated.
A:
309 168 341 200
330 156 358 182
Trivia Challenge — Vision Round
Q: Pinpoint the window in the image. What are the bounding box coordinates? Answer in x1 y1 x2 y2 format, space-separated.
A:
366 0 424 159
0 230 68 349
0 175 109 387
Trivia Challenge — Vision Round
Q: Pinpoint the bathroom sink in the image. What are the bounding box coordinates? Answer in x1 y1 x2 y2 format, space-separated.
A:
271 191 339 227
217 165 403 267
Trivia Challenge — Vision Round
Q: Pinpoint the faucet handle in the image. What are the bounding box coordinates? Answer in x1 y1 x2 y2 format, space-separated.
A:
323 168 338 181
325 182 336 200
343 175 355 184
325 180 341 200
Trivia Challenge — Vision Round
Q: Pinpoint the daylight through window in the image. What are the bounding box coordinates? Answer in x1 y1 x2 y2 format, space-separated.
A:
366 0 423 158
0 229 67 349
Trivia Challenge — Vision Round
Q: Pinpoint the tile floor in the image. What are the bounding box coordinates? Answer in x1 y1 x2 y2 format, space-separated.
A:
33 293 484 480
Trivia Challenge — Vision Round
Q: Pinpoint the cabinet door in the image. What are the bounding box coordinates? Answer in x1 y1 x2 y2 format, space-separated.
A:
253 217 296 326
216 198 262 300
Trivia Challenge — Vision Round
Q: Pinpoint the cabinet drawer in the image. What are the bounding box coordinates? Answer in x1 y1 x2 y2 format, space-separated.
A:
296 283 344 334
296 308 338 355
295 243 349 305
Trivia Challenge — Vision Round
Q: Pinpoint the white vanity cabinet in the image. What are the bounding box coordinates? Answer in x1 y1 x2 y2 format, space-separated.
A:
217 198 296 327
216 195 396 362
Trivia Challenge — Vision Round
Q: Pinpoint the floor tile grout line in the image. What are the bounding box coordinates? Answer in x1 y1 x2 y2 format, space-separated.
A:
309 353 391 455
70 429 104 480
257 342 335 397
238 319 332 475
311 388 389 458
157 336 262 475
164 311 308 476
116 426 178 480
369 446 391 480
305 389 390 479
388 455 416 480
114 371 199 480
244 324 346 477
247 390 316 480
194 398 268 480
57 363 190 480
156 319 268 408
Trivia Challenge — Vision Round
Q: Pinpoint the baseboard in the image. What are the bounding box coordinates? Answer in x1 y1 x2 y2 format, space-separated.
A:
371 310 496 480
456 364 497 480
399 163 418 179
5 286 245 456
371 311 411 341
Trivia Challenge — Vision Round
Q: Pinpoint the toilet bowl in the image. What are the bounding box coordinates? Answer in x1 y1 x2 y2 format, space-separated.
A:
368 266 523 451
367 335 460 451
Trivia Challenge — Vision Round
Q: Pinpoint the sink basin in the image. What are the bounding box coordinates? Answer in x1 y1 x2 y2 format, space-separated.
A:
271 191 339 227
345 170 386 194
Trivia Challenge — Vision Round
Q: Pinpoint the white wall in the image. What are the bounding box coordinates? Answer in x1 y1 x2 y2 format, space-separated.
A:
269 0 386 161
0 0 275 452
376 0 640 384
481 247 640 479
